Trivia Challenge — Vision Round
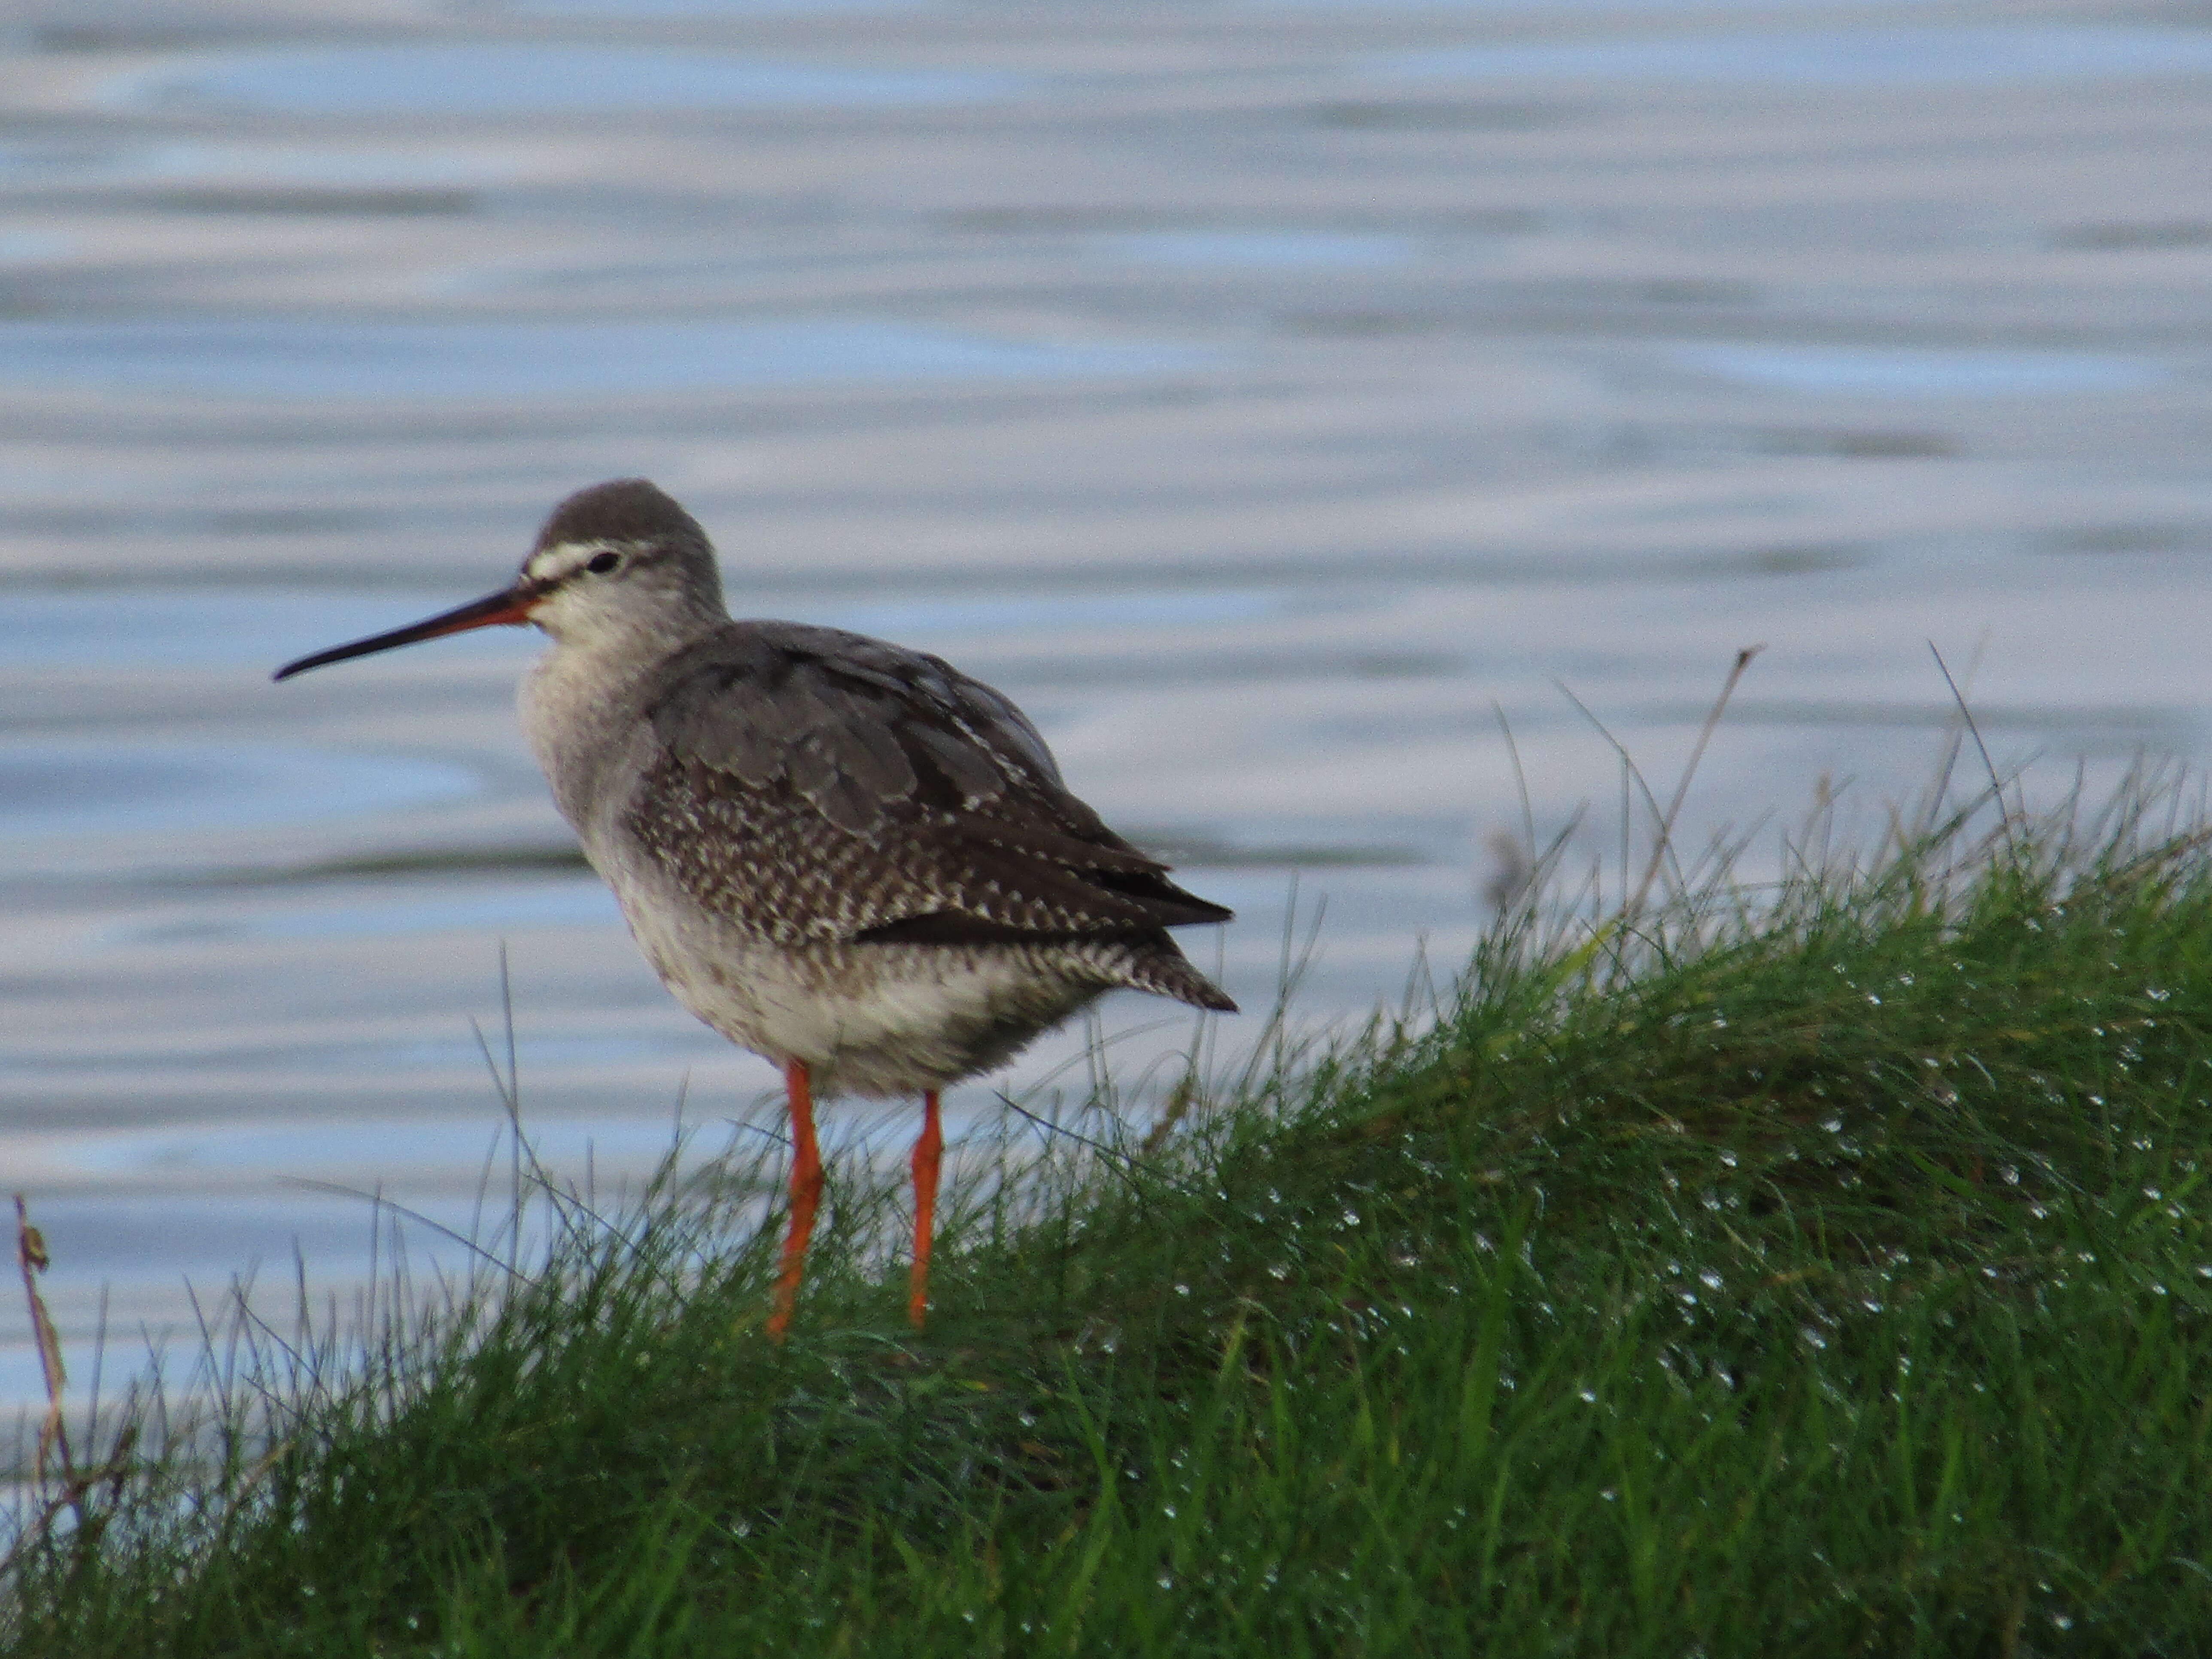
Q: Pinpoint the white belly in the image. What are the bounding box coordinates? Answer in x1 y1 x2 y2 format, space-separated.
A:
610 859 1109 1098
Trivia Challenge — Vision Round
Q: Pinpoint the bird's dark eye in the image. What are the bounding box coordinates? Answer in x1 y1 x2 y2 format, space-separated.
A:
586 551 622 574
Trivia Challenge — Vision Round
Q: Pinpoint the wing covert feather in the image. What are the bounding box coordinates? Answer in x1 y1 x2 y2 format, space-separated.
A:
627 622 1230 945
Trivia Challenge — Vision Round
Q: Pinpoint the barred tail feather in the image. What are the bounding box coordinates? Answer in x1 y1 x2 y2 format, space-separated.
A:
1120 943 1238 1013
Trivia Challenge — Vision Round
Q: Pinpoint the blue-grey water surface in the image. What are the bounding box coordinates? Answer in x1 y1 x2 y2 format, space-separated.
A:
3 0 2210 1414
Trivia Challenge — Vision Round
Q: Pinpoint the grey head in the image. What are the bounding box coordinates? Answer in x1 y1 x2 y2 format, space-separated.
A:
273 479 729 681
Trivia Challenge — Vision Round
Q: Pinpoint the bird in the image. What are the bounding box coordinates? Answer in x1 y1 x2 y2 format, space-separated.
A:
275 478 1236 1337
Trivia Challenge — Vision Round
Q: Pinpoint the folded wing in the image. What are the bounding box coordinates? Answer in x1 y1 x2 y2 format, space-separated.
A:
624 622 1233 949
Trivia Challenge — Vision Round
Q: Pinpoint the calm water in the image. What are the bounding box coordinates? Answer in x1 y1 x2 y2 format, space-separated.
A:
5 0 2211 1409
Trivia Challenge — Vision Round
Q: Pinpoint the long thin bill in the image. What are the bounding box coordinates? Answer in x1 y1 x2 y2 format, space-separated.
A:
272 583 542 681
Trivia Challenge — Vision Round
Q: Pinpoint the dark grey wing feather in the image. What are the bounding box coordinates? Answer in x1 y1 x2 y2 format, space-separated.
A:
949 677 1066 789
651 636 786 784
907 721 1009 807
628 621 1231 946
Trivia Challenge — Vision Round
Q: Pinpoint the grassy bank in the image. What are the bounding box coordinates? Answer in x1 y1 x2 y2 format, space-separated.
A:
8 805 2212 1656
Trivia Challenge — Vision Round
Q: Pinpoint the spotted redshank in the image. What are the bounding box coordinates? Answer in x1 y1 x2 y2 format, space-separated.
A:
275 479 1236 1335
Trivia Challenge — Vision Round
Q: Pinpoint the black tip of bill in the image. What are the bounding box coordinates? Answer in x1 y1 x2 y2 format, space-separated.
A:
272 583 541 683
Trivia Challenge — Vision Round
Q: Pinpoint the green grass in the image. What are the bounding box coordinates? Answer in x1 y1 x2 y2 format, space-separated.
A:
9 801 2212 1656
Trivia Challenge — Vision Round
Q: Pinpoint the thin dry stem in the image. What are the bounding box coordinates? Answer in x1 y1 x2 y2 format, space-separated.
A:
1626 644 1764 923
1929 641 2021 865
13 1195 70 1489
6 1195 137 1571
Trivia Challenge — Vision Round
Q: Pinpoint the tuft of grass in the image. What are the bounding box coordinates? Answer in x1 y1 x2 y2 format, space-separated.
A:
9 793 2212 1656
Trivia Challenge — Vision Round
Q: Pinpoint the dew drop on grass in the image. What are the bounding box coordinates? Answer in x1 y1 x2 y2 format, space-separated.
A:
1821 1117 1843 1134
1158 1575 1174 1590
2052 1615 2073 1630
1342 1208 1361 1227
1866 993 1882 1006
2001 1165 2020 1185
1175 1283 1191 1297
1800 1327 1828 1350
1578 1388 1598 1403
2145 1186 2163 1200
1719 1150 1738 1169
1699 1270 1724 1290
1862 1298 1884 1313
1600 1488 1618 1502
1267 1263 1288 1280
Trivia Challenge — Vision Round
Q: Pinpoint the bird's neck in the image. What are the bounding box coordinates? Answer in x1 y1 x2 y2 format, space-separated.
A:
517 611 723 831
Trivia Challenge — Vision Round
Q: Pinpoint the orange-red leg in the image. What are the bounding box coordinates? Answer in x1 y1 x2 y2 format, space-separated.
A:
768 1058 822 1341
908 1090 943 1330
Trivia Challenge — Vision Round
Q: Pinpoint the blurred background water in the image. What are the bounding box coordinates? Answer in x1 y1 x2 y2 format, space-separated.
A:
3 0 2210 1407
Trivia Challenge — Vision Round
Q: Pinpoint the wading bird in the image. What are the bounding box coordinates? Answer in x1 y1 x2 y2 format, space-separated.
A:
275 480 1236 1335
